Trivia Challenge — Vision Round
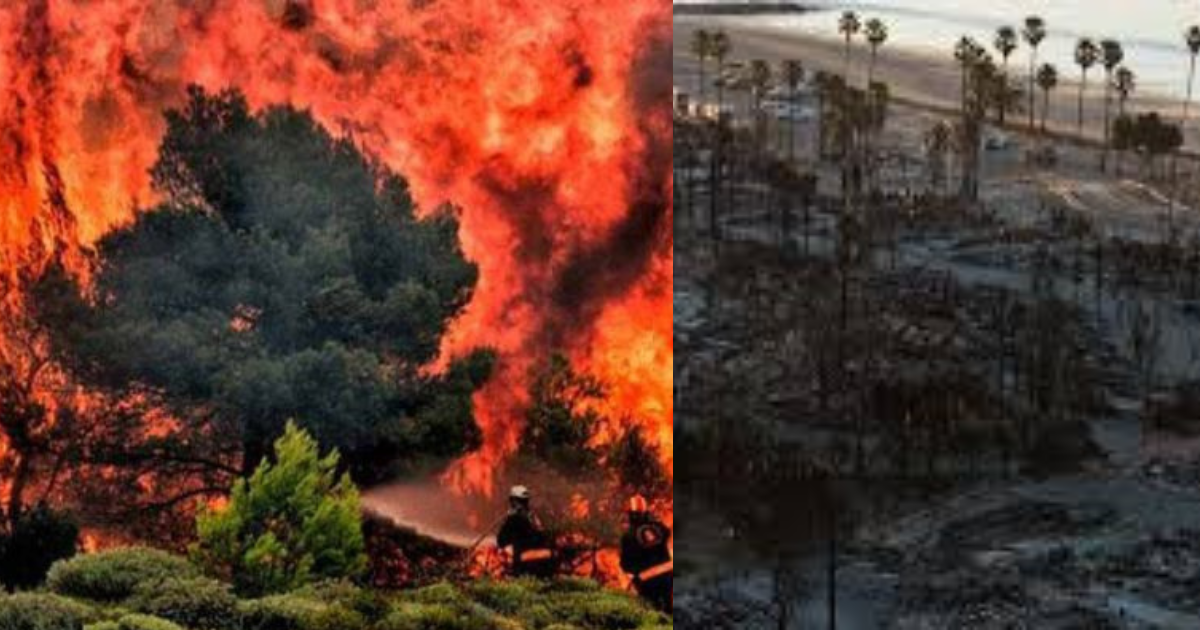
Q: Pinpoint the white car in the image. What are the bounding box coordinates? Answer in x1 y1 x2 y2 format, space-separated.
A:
982 128 1013 151
764 102 816 122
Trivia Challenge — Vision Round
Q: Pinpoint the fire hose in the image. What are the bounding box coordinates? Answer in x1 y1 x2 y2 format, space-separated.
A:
460 513 510 575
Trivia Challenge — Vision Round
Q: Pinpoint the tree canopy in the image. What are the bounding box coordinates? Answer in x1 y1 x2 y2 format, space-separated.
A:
40 86 490 482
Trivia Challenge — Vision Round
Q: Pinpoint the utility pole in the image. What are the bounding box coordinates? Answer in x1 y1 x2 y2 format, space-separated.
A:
827 496 837 630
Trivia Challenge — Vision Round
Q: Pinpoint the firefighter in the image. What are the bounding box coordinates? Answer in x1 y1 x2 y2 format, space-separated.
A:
496 485 557 578
619 494 672 612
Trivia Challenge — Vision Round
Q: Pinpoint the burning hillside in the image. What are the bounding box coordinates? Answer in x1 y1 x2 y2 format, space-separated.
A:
0 0 671 517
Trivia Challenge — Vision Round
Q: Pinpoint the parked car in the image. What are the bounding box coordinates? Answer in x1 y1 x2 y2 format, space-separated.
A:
983 128 1013 151
764 102 816 122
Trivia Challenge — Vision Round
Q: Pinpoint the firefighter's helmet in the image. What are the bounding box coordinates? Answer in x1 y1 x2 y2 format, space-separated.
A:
628 494 649 515
510 485 531 502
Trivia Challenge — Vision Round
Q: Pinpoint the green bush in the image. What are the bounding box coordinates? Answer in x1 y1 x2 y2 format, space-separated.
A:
82 623 119 630
114 615 183 630
376 603 500 630
544 591 664 630
0 593 93 630
128 576 238 630
46 548 197 602
405 582 464 606
463 579 539 615
192 423 366 597
383 579 665 630
238 594 366 630
290 581 388 621
537 577 602 595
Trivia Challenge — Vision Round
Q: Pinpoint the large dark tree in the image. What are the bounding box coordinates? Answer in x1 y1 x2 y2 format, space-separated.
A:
42 86 489 483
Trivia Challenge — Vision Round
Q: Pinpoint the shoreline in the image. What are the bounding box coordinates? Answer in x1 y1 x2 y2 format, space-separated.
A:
672 2 811 17
675 16 1200 155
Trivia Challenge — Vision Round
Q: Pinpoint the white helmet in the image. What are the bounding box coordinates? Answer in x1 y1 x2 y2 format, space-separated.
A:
510 485 531 501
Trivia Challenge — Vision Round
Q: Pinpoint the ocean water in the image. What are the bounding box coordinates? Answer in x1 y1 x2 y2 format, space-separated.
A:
677 0 1200 98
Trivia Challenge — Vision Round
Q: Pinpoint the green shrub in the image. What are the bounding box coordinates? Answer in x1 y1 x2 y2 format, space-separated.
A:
376 603 497 630
192 423 366 597
290 580 388 621
238 594 366 630
82 623 119 630
128 576 238 630
463 579 539 615
405 582 464 606
114 615 183 630
0 593 93 630
544 591 663 630
47 548 197 602
538 577 602 595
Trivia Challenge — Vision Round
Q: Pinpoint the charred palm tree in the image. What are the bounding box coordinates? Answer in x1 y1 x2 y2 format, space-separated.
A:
955 37 984 114
814 71 843 159
1184 26 1200 131
924 120 953 195
952 36 991 202
711 30 733 118
748 59 774 210
710 31 733 230
1074 38 1098 137
1023 16 1047 132
1179 26 1200 184
959 44 995 202
1037 63 1059 134
839 11 862 82
781 59 805 163
864 18 888 88
1100 39 1124 171
690 29 713 104
994 26 1019 124
1114 66 1136 175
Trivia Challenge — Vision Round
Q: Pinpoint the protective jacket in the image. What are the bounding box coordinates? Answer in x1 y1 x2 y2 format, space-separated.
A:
497 510 556 578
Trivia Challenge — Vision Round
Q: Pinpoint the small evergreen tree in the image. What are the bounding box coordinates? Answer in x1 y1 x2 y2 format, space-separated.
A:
191 422 366 596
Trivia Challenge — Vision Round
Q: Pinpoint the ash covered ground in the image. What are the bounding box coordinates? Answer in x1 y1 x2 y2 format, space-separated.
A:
676 19 1200 629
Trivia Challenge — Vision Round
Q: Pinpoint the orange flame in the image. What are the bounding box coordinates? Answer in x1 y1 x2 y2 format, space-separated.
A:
0 0 671 507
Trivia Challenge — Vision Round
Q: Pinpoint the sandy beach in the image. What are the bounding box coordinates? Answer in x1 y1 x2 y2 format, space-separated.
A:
674 15 1192 148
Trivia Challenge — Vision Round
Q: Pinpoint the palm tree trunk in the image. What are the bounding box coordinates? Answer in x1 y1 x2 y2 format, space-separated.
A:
1177 53 1197 197
1000 58 1010 125
1077 71 1087 137
1185 53 1197 131
1028 48 1038 131
1116 97 1127 175
777 113 785 155
717 56 732 215
1042 90 1050 133
827 505 837 630
789 85 798 163
716 57 726 121
698 58 708 105
1102 72 1114 171
709 147 719 238
845 37 852 82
